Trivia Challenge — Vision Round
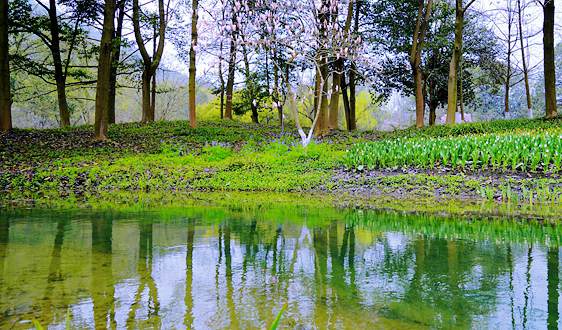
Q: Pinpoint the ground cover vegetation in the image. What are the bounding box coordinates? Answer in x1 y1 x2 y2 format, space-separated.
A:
2 118 562 217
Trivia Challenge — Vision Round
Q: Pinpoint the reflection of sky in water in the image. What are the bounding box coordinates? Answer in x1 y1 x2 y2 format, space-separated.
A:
0 210 560 329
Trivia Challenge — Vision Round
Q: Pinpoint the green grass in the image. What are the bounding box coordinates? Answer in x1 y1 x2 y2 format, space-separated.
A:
2 118 562 211
1 136 342 197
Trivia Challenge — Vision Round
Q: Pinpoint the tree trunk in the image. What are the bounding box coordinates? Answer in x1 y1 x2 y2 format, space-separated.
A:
517 0 532 118
314 0 330 137
151 70 156 118
132 0 167 124
224 8 237 120
108 1 125 125
504 65 511 115
427 77 436 126
329 63 342 130
328 0 354 132
349 62 357 131
458 59 465 121
504 4 513 115
459 74 465 121
446 1 464 125
48 0 70 128
273 48 283 129
410 0 433 128
225 40 235 120
188 0 198 128
313 66 321 123
241 42 259 124
150 22 158 121
413 65 425 127
429 100 437 126
347 0 359 131
94 0 116 140
0 0 11 132
314 58 329 137
140 67 153 123
219 52 225 119
543 0 557 119
341 72 352 130
319 66 329 134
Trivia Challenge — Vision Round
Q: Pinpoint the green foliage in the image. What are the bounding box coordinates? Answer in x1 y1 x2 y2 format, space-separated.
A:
345 130 562 173
354 91 379 130
269 303 288 330
201 145 234 161
232 72 271 117
0 121 343 198
368 0 501 110
2 118 562 212
33 320 44 330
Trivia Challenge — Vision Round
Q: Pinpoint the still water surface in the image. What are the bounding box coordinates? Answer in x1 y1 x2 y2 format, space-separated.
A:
0 205 561 329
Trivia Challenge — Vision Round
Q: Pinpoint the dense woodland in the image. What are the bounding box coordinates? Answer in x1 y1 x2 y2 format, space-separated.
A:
0 0 559 142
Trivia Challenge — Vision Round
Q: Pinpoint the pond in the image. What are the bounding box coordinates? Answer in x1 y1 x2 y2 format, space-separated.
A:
0 204 561 329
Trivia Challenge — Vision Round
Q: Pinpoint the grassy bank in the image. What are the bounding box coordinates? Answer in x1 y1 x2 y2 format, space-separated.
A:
1 118 562 216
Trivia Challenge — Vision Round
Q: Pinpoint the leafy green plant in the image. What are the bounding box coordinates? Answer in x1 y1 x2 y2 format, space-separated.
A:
201 145 234 161
344 131 562 173
269 303 288 330
33 320 44 330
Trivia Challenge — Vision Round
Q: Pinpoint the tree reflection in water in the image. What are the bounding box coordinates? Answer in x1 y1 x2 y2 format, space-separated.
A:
547 246 559 330
127 219 160 328
0 208 559 329
0 217 8 286
91 217 116 329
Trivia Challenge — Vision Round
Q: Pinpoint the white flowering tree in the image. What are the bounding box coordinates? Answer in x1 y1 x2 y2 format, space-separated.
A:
234 0 363 145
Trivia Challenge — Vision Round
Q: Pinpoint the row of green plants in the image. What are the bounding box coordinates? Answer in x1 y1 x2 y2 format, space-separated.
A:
381 118 562 140
344 131 562 172
478 183 562 205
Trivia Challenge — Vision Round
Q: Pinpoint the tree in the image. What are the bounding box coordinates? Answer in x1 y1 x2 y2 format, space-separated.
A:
188 0 199 128
411 0 433 128
368 0 434 128
516 0 533 118
446 0 477 125
329 0 355 130
250 0 360 144
344 0 361 131
132 0 168 123
547 246 559 330
224 0 238 120
44 0 74 127
312 0 332 136
90 217 116 328
0 0 11 132
108 0 127 124
94 0 117 140
541 0 557 119
370 1 498 126
234 1 261 124
8 0 96 128
499 0 517 115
